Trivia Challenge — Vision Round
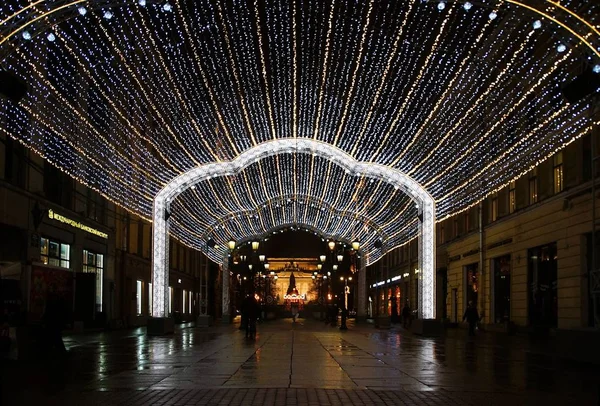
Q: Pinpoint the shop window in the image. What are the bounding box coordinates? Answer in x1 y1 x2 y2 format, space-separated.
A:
148 282 153 315
40 237 70 269
553 152 563 194
83 250 104 312
493 255 511 323
465 263 478 309
509 181 516 214
136 280 143 316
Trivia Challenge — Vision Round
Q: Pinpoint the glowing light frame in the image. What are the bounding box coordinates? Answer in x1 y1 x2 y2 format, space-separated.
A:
152 139 436 320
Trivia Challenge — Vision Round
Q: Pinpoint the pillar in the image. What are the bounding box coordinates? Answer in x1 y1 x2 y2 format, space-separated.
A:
221 263 231 324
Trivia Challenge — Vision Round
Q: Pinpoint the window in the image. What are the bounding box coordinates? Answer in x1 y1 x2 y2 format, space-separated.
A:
464 211 470 232
83 250 104 312
491 193 498 222
189 291 193 314
453 217 459 238
509 181 516 214
40 237 70 268
136 280 143 316
183 290 187 314
169 287 173 315
553 152 563 194
529 168 538 204
439 225 445 244
148 282 153 315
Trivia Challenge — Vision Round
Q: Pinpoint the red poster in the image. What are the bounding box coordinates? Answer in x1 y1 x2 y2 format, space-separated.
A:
29 266 73 321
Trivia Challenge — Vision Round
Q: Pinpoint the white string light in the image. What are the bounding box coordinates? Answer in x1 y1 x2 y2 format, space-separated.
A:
1 1 598 320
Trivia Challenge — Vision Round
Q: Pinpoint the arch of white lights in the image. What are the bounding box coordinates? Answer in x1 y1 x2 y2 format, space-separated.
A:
152 139 436 320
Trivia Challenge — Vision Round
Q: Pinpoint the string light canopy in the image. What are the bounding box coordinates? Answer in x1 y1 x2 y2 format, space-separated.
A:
1 0 599 317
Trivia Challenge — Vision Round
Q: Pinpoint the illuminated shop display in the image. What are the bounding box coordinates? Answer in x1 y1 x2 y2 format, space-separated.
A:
1 1 599 320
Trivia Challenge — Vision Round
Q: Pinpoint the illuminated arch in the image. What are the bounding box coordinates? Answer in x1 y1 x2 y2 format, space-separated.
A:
152 139 436 319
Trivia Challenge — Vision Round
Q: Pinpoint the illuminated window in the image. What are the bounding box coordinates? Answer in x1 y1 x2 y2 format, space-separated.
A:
491 193 498 222
83 250 104 312
169 287 173 315
529 168 538 204
183 289 187 314
40 237 70 269
509 181 516 214
189 291 193 314
136 280 143 316
553 152 563 194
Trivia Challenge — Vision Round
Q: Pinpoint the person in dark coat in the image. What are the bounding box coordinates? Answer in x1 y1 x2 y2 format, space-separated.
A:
463 301 480 336
246 294 259 339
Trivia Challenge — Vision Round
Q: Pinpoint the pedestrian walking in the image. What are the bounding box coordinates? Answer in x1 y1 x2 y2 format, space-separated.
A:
246 294 259 340
290 301 299 323
463 301 480 336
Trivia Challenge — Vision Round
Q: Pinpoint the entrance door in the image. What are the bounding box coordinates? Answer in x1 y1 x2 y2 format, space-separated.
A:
528 243 558 327
493 255 511 323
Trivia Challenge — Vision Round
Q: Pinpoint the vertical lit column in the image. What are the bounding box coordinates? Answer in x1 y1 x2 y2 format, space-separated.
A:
222 260 230 322
152 197 170 318
419 197 436 319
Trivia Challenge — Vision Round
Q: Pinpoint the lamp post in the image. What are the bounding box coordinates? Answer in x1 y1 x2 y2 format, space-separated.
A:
227 239 236 324
339 276 352 330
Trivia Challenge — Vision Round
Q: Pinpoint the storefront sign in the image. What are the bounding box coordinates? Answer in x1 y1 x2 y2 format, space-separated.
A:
48 209 108 239
283 293 305 300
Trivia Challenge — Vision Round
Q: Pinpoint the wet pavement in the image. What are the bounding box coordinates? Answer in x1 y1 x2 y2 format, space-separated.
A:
1 318 599 405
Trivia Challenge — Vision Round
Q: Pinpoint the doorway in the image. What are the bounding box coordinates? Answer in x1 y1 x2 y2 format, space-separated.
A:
492 255 511 323
528 243 558 328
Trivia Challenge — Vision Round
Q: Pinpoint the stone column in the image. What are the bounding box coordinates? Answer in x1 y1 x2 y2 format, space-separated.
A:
357 256 367 321
221 263 231 324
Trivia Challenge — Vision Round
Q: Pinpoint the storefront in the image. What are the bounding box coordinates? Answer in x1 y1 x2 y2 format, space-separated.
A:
29 206 110 328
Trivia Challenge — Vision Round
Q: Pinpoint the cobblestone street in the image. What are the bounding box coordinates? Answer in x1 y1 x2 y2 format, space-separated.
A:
2 319 598 405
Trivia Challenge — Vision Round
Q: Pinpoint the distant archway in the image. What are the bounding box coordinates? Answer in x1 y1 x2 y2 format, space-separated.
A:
152 139 436 319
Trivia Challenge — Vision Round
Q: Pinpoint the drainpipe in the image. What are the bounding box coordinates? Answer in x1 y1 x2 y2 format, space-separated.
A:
479 202 485 324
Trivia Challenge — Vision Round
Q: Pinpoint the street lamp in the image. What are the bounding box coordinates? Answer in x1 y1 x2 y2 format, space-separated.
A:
352 240 360 251
259 254 266 262
252 241 260 251
317 264 322 270
337 254 343 262
332 264 338 271
328 241 336 251
264 263 270 270
319 255 326 263
228 239 236 251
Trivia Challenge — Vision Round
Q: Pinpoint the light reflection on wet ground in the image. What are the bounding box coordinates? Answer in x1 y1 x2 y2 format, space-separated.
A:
2 318 598 404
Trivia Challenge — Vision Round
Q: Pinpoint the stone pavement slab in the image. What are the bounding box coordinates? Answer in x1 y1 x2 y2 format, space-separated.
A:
2 318 599 405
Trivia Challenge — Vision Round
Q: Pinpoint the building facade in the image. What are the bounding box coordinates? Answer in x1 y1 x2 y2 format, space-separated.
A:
0 129 216 328
369 130 599 331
